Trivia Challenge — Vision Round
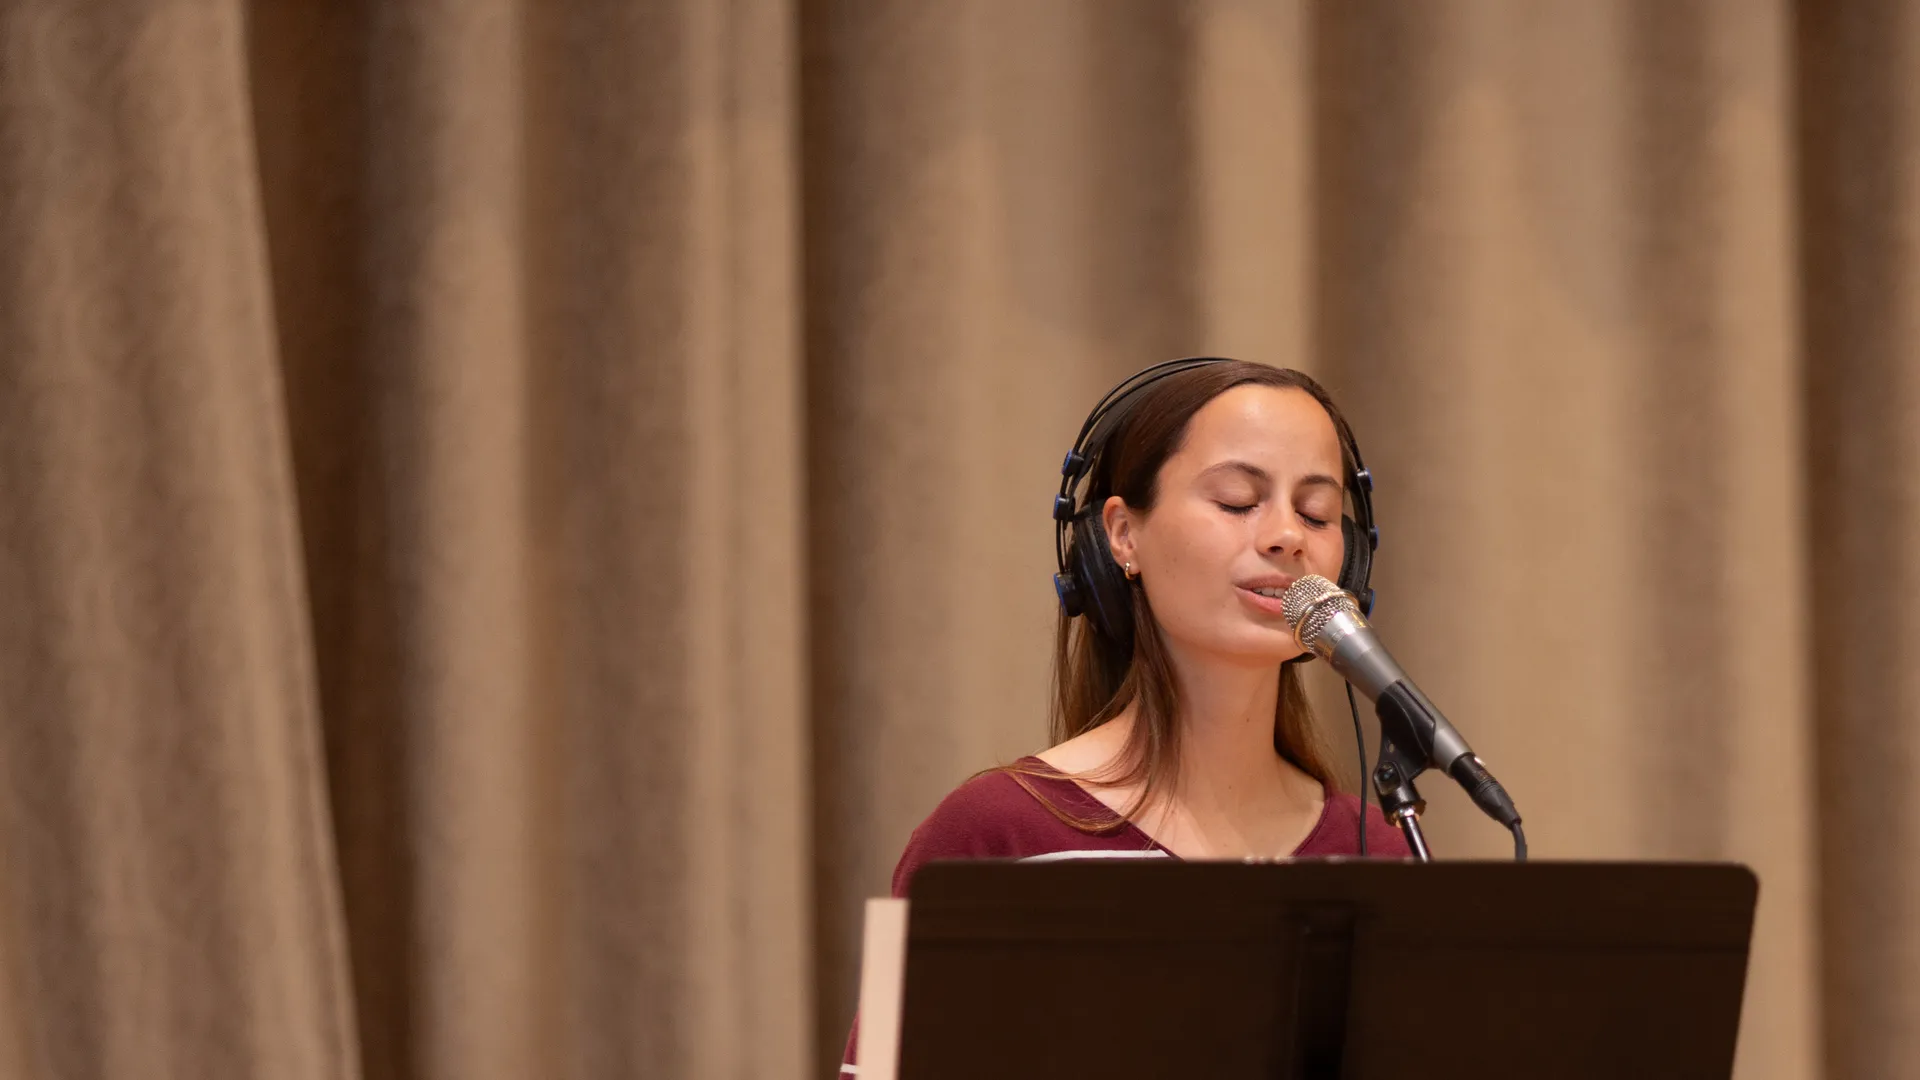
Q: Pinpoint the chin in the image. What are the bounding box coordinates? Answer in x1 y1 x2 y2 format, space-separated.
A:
1159 610 1306 667
1207 630 1307 669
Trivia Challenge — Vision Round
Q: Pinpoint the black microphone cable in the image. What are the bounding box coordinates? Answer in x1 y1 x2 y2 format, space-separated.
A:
1346 682 1367 857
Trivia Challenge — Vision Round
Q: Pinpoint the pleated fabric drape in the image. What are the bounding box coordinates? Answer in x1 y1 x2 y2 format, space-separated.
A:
0 4 358 1079
0 3 1913 1079
1799 4 1920 1077
250 2 809 1078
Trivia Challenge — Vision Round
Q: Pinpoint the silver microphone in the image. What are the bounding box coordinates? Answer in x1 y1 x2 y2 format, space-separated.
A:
1283 576 1430 706
1281 574 1520 829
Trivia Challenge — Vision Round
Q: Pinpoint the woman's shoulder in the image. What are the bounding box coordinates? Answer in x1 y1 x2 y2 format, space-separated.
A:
888 758 1154 896
903 764 1058 854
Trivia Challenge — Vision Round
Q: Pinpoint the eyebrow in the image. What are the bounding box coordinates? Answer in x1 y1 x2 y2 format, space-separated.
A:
1198 461 1342 490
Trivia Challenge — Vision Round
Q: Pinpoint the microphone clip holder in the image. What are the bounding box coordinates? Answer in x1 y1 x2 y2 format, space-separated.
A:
1371 737 1432 862
1368 680 1528 861
1371 680 1449 863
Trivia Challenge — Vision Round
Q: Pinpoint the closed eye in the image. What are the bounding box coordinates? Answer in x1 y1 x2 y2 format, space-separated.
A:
1299 513 1331 528
1216 502 1257 515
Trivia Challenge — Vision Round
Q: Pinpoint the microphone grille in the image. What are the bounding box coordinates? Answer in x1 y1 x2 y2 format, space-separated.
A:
1281 574 1361 652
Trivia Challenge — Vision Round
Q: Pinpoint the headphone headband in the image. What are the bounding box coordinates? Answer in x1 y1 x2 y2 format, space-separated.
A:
1053 357 1234 568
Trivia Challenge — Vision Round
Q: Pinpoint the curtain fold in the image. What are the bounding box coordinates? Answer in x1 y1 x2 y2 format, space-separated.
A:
252 2 809 1078
0 5 357 1079
2 2 1916 1079
1799 4 1920 1078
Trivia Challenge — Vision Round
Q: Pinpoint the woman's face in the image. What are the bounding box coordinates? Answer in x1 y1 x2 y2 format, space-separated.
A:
1104 385 1349 667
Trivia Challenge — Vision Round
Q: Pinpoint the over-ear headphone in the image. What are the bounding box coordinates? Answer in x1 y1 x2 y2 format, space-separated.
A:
1051 357 1378 655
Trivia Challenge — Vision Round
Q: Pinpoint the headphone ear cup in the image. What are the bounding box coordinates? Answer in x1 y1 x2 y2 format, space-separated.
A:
1069 509 1136 650
1338 514 1376 616
1337 515 1362 595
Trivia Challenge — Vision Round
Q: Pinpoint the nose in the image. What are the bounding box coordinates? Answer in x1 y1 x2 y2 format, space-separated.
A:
1261 508 1306 560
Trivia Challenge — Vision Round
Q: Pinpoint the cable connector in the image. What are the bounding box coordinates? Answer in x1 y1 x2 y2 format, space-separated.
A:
1445 753 1521 829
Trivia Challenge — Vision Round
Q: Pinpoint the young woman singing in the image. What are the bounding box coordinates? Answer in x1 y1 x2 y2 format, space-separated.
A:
841 359 1408 1073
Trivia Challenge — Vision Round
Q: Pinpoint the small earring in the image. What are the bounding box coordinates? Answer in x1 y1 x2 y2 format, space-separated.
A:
1124 561 1138 580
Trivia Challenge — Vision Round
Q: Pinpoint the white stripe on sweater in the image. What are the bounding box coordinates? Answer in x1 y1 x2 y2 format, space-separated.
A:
1017 849 1171 863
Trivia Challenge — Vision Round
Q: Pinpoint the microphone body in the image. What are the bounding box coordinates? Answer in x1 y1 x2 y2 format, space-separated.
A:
1284 577 1522 830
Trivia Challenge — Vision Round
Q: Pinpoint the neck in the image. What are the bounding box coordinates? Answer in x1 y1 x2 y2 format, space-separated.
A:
1159 643 1309 812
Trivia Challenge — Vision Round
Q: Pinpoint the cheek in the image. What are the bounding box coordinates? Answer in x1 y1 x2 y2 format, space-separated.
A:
1145 505 1240 563
1191 514 1259 574
1314 528 1348 578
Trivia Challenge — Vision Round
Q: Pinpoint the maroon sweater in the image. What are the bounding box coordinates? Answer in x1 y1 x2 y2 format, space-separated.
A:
841 757 1410 1072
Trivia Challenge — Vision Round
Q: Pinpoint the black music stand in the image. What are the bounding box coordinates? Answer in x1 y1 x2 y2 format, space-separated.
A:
867 860 1756 1080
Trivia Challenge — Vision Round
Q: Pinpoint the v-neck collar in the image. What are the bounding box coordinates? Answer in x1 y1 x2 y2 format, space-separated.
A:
1014 754 1335 859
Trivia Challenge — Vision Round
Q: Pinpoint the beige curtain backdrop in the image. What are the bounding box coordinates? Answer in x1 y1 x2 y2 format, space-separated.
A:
0 2 1911 1079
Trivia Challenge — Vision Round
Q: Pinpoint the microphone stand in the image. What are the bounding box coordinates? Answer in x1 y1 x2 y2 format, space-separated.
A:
1371 736 1432 862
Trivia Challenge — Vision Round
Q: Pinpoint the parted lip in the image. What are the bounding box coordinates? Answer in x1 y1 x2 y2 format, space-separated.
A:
1236 575 1297 593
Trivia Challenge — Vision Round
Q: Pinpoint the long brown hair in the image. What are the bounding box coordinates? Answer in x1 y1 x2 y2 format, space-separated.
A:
1016 361 1362 831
